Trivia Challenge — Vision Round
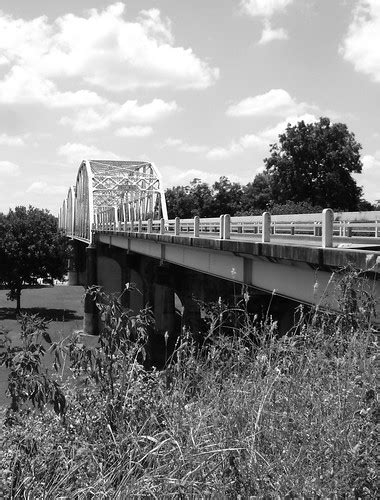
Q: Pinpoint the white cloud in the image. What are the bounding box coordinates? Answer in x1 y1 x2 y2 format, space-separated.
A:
115 126 153 137
258 20 288 44
341 0 380 82
58 143 121 164
164 137 208 154
259 113 318 142
0 66 105 107
0 2 218 105
207 113 318 159
26 181 66 195
354 151 380 202
60 98 178 132
0 133 25 146
0 160 20 175
227 89 315 118
241 0 294 18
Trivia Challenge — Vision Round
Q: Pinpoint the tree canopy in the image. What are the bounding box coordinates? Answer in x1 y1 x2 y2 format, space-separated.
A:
264 117 363 211
0 206 68 310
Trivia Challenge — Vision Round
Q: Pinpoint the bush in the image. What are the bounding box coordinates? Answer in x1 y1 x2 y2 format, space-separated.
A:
0 279 378 498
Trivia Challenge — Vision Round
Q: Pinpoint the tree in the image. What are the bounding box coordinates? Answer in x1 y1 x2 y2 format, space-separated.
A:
264 117 363 211
0 206 68 311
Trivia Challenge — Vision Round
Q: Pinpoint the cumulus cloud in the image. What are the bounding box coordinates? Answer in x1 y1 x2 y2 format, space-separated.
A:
227 89 316 118
0 66 106 107
60 98 178 132
241 0 293 44
341 0 380 82
58 142 121 164
241 0 293 18
26 181 66 195
0 2 219 108
207 113 318 160
115 126 153 138
353 151 380 202
0 160 20 175
0 133 25 146
164 137 208 154
258 20 288 44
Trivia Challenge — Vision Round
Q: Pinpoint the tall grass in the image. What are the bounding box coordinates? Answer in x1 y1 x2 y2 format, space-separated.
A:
0 272 378 498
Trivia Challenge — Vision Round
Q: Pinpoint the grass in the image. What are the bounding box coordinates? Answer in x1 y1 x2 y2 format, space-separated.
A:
0 276 379 498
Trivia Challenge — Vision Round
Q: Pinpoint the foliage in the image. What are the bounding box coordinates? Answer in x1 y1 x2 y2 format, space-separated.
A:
265 117 363 211
0 275 378 498
0 206 68 310
0 314 65 416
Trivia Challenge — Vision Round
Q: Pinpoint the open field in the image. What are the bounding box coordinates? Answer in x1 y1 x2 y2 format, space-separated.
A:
0 285 86 408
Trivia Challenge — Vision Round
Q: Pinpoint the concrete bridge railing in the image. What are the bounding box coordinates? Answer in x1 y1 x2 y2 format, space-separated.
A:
86 208 380 249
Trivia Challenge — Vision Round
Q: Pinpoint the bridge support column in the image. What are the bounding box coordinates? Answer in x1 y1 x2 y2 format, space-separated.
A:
154 266 175 335
84 244 98 335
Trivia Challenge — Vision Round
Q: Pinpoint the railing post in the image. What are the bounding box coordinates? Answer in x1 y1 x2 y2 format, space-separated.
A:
262 212 271 243
290 222 295 236
194 216 200 237
160 218 165 235
346 221 352 237
376 220 379 238
147 218 152 233
322 208 334 248
175 217 180 236
138 220 142 233
223 214 231 240
219 215 224 239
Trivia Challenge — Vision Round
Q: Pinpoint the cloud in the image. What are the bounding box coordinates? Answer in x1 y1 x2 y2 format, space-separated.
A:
58 142 121 164
60 98 178 132
241 0 294 18
353 151 380 202
259 113 318 142
227 89 315 117
164 137 208 154
115 126 153 138
0 160 20 175
26 181 67 195
258 20 288 44
0 66 106 107
241 0 293 45
207 113 318 159
0 2 219 107
0 133 25 146
340 0 380 82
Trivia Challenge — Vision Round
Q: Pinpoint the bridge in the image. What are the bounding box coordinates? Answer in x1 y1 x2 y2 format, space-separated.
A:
59 160 380 337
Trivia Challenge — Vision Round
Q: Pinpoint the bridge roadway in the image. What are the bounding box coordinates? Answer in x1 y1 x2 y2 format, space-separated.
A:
58 160 380 332
94 224 380 323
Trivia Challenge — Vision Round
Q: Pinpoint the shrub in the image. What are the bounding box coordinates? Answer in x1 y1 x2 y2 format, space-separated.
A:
0 278 378 497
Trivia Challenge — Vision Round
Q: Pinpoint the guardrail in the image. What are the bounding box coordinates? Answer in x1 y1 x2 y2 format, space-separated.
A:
70 208 380 249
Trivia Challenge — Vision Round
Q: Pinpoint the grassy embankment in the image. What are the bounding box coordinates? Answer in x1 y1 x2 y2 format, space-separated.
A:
0 274 378 498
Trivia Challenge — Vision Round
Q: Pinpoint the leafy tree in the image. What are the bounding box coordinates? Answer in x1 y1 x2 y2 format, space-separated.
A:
0 206 68 311
264 117 363 211
211 176 243 215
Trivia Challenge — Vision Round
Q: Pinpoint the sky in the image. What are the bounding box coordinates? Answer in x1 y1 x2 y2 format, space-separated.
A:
0 0 379 214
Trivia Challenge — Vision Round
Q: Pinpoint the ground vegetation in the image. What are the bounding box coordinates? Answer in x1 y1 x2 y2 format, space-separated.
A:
0 271 378 498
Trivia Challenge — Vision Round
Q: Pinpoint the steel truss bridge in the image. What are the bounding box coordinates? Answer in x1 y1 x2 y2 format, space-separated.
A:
59 160 167 243
59 159 380 250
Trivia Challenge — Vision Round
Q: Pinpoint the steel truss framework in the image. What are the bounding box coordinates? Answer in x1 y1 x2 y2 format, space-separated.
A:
59 160 168 243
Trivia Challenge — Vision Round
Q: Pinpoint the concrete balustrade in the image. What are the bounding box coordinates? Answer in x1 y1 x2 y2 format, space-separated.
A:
262 212 271 243
322 208 334 248
87 207 380 249
194 216 200 237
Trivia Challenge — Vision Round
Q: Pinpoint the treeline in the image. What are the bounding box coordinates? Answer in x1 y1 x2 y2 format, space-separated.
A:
165 117 376 219
165 174 374 219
